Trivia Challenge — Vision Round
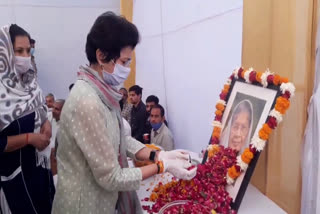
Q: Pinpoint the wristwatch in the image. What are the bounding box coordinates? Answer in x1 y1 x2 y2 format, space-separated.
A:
149 150 157 162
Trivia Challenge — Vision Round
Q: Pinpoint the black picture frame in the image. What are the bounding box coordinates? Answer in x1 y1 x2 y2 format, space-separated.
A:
202 77 281 211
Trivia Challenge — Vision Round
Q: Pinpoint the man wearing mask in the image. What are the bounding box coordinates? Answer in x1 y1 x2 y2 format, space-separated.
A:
120 87 132 123
30 38 37 72
145 95 159 137
150 104 174 151
129 85 147 142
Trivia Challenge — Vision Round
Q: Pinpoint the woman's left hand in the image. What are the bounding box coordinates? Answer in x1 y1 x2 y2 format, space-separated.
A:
40 119 52 139
157 150 190 161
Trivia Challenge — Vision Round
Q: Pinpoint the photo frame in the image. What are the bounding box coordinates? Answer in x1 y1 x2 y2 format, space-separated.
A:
202 68 295 211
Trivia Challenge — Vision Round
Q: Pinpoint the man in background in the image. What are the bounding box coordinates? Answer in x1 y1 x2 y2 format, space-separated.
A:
129 85 147 142
145 95 159 136
150 104 174 151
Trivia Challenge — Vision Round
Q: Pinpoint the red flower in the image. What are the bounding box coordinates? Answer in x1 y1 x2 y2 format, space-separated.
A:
235 165 241 172
219 92 227 100
249 71 257 82
267 75 274 84
238 68 244 78
215 114 222 122
282 91 291 99
267 116 277 129
211 136 220 144
145 145 238 213
249 144 257 154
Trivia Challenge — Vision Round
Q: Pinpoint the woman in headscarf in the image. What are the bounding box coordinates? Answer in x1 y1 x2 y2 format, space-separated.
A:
220 99 253 154
52 12 197 214
0 24 55 213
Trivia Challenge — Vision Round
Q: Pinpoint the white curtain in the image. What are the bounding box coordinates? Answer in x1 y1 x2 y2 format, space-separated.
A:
301 17 320 214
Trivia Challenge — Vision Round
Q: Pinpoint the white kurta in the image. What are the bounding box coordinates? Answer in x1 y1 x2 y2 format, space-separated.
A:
52 80 145 214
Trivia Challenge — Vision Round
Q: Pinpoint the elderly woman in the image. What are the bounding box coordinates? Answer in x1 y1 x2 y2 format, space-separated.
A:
52 12 197 214
0 24 54 213
220 99 253 154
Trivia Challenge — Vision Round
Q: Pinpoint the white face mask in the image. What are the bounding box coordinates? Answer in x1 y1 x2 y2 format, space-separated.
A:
15 56 32 75
102 63 131 86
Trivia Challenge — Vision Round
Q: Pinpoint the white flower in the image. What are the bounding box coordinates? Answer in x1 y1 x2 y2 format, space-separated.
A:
251 136 266 152
233 67 240 79
280 82 295 98
269 109 283 123
244 69 252 83
237 156 248 171
212 120 222 128
226 174 235 185
260 68 273 87
217 100 226 106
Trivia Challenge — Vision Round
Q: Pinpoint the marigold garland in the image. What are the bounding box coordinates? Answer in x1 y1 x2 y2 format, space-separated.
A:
209 67 295 185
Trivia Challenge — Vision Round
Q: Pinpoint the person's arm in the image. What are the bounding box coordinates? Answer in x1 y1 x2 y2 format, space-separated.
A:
1 133 50 153
40 119 52 139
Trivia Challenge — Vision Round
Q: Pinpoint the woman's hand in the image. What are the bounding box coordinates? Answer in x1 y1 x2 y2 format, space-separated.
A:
163 158 197 180
157 150 190 161
28 133 50 151
40 119 52 139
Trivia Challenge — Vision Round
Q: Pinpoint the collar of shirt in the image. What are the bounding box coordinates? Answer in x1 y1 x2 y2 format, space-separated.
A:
153 123 165 135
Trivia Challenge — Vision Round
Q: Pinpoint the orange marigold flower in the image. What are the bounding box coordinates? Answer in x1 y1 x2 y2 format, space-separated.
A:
256 72 263 83
208 149 215 158
150 192 158 201
212 131 220 139
241 70 245 79
273 74 281 85
215 110 223 116
280 77 289 83
224 84 230 91
262 123 272 135
275 97 290 114
241 148 254 164
228 166 240 179
216 103 225 111
259 129 269 140
213 127 221 133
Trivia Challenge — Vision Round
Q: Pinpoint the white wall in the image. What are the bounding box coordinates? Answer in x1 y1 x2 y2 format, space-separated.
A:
133 0 243 152
0 0 119 99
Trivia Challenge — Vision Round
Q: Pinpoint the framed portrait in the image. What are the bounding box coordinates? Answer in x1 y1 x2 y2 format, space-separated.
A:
201 68 294 211
221 79 278 210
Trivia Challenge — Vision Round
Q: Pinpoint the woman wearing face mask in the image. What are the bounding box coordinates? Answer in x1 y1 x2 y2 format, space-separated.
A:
52 12 197 214
0 24 55 213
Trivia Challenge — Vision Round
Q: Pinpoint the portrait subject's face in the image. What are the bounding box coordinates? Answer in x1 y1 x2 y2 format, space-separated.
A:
228 111 250 152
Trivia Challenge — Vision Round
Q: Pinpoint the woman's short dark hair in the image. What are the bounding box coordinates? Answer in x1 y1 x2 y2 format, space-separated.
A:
86 11 140 64
9 24 31 45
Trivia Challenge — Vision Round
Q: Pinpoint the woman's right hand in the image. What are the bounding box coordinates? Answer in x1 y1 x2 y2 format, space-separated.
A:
163 159 197 180
28 133 50 151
